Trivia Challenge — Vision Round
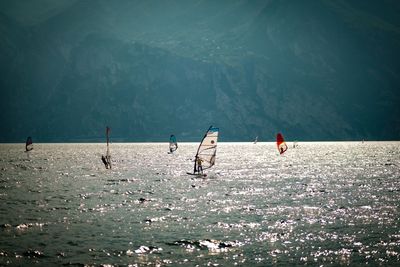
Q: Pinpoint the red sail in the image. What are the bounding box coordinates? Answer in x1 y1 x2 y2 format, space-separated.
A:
276 133 288 155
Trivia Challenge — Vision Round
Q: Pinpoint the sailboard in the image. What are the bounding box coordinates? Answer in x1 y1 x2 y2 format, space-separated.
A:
25 136 33 152
101 126 112 169
187 126 219 177
276 133 288 155
168 134 178 153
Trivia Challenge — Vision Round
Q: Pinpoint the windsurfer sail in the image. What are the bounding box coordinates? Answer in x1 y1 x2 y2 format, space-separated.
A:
276 133 288 155
188 126 219 176
25 136 33 152
101 126 112 169
169 134 178 153
254 136 258 144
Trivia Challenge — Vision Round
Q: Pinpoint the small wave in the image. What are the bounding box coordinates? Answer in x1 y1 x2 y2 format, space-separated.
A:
144 216 165 224
106 178 138 184
215 221 260 229
167 239 244 252
126 245 163 255
15 222 47 230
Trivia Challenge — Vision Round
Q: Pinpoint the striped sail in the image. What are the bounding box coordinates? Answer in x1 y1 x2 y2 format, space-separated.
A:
193 126 219 173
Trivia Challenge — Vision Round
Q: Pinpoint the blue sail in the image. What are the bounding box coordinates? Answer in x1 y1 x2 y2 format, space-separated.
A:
169 134 178 153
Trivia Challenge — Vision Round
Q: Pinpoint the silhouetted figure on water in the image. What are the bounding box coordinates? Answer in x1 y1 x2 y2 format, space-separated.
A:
101 155 111 169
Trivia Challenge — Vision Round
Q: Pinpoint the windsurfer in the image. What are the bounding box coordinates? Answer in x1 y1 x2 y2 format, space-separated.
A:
101 155 111 169
101 155 107 168
196 157 203 174
280 147 284 154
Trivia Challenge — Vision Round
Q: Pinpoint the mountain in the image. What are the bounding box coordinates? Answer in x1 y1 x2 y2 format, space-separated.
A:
0 0 399 142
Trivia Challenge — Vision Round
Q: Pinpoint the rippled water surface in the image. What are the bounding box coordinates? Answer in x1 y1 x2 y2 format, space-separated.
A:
0 142 399 266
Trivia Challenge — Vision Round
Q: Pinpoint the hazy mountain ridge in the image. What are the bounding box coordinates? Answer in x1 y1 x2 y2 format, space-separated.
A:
0 0 399 142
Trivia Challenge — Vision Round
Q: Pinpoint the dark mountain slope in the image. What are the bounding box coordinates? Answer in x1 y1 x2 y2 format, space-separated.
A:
0 0 399 142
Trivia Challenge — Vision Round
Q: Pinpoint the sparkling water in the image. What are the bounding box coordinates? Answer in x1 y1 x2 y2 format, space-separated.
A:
0 142 399 266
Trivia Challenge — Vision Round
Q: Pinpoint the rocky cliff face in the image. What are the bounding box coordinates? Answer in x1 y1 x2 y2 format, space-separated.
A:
1 0 399 142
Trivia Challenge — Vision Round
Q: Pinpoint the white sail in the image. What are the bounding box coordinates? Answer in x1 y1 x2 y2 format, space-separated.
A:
193 126 219 173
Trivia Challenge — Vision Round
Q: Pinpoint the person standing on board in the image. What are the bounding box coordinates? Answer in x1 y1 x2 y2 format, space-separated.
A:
101 155 109 169
196 157 203 174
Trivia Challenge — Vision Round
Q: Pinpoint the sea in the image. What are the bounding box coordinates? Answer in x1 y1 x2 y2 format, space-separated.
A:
0 142 399 266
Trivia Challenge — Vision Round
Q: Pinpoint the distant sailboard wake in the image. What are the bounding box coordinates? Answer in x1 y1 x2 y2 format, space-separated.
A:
276 133 288 155
101 126 112 169
187 126 219 177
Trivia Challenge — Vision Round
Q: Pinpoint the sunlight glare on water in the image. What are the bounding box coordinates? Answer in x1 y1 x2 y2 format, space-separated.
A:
0 142 399 266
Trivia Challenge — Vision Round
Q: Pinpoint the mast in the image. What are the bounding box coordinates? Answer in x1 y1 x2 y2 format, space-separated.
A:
106 126 111 169
106 126 110 157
